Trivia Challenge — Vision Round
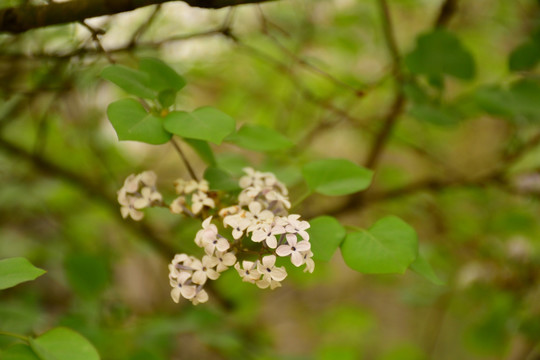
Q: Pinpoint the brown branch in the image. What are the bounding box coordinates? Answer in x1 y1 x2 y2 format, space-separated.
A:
435 0 459 28
0 0 275 34
170 138 199 181
0 27 228 60
364 0 405 170
0 136 176 255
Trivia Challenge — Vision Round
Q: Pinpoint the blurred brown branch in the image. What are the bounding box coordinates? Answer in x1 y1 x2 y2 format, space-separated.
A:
0 136 176 256
435 0 459 27
364 0 405 170
0 0 275 34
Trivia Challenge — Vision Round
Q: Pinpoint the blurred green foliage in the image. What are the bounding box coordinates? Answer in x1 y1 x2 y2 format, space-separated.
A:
1 0 540 359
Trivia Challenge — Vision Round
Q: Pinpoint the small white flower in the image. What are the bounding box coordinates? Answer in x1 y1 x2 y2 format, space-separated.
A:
250 223 285 249
301 251 315 273
247 201 274 223
139 171 157 187
218 205 241 217
280 214 310 241
170 196 186 214
192 191 215 214
119 199 144 221
195 216 219 248
133 187 162 209
191 288 209 305
122 174 140 193
191 256 220 285
234 261 261 283
170 272 197 302
256 255 287 281
181 179 209 194
214 251 237 272
223 213 251 239
265 190 291 209
239 167 265 188
276 234 311 267
255 277 282 290
204 235 230 255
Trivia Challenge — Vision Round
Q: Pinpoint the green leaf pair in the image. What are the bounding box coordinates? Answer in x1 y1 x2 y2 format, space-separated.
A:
308 216 442 284
2 328 100 360
101 58 186 100
102 57 296 154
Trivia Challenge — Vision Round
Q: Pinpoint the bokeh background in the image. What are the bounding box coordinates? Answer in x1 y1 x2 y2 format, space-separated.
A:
1 0 540 359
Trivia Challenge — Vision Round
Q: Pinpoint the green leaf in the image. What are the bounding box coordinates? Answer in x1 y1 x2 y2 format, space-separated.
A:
101 65 156 99
308 216 346 261
157 89 176 108
164 107 235 145
138 57 186 92
203 167 240 191
410 252 444 285
509 78 540 120
32 327 100 360
509 41 540 72
1 344 40 360
64 253 110 299
183 138 216 166
405 29 476 80
225 124 294 152
106 99 171 145
341 216 418 274
473 86 515 118
302 158 373 196
0 257 46 290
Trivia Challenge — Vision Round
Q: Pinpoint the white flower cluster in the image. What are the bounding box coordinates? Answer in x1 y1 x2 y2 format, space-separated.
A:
170 179 215 215
117 171 162 221
117 168 314 306
168 228 237 305
168 168 314 304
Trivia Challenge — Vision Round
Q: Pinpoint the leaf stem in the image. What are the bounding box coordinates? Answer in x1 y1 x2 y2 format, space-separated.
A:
291 190 312 210
0 331 30 342
170 138 199 181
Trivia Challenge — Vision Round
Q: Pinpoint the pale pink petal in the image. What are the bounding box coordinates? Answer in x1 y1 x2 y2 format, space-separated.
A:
180 285 196 299
192 202 203 214
271 267 287 281
207 269 220 280
216 238 230 252
276 245 292 257
192 271 207 285
248 201 262 214
296 241 311 252
291 252 304 267
285 233 297 245
298 230 310 241
262 255 276 268
171 287 181 303
265 235 277 249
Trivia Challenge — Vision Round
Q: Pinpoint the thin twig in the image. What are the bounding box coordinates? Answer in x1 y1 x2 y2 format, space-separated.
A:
128 4 162 47
170 138 199 181
79 20 116 64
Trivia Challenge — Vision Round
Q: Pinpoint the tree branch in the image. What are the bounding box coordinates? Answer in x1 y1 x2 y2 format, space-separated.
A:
0 0 275 34
435 0 459 28
364 0 405 170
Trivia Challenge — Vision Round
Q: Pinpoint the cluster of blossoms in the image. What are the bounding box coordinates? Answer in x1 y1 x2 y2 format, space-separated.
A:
117 168 314 305
117 171 162 221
